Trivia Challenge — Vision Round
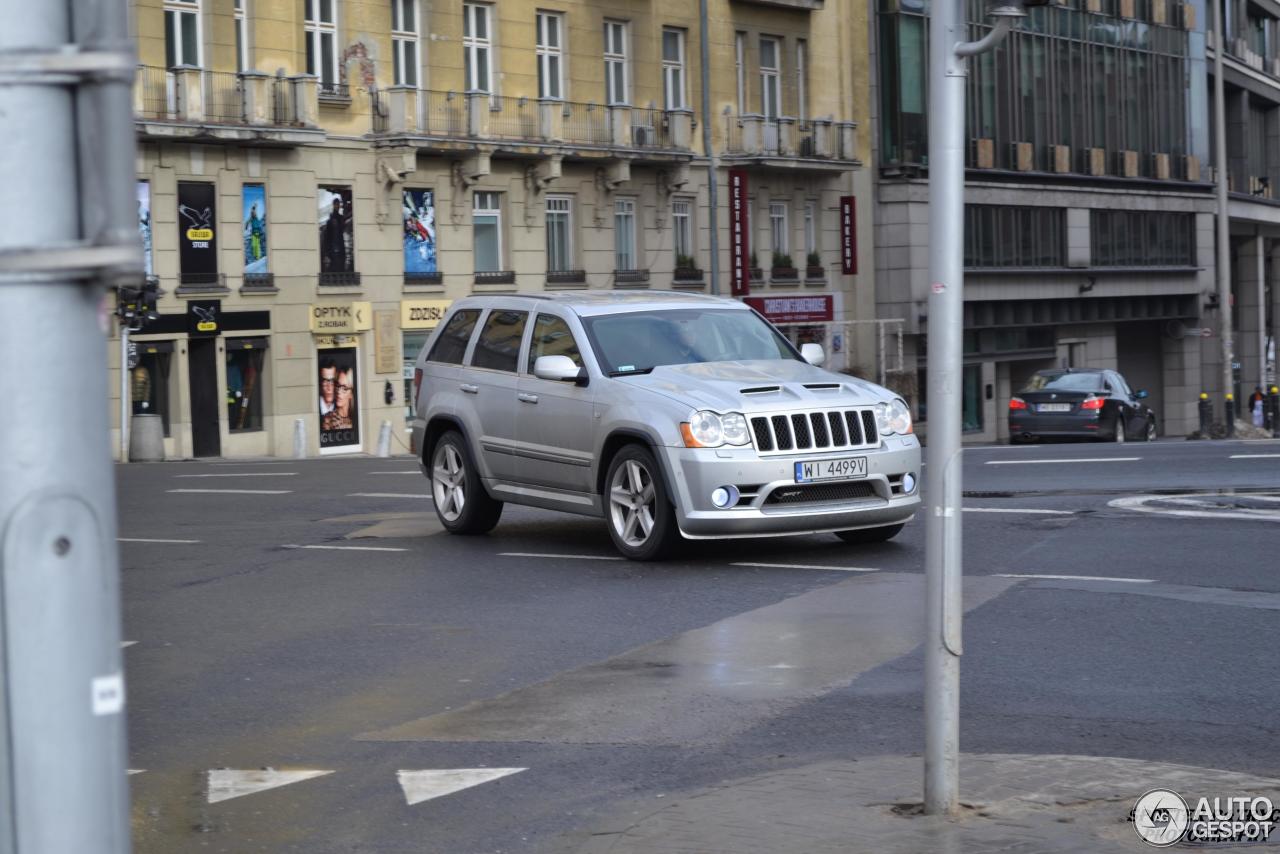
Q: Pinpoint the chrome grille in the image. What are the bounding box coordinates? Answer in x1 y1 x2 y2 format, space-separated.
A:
750 408 880 456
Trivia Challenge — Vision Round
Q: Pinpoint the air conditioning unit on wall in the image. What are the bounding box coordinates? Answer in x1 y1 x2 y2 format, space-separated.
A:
632 125 655 146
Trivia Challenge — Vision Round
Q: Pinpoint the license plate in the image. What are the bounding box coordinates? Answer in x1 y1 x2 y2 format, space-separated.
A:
795 456 868 483
1038 403 1072 412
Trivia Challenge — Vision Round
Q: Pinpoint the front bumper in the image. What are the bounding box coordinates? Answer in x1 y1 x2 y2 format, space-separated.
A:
658 436 922 539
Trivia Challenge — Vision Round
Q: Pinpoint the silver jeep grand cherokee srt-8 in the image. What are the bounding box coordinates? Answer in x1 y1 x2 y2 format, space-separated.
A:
411 291 921 560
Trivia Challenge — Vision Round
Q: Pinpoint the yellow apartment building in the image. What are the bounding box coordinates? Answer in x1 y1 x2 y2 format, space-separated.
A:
118 0 875 459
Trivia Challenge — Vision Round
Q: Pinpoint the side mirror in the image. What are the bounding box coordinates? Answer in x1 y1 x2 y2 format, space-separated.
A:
1135 389 1149 400
800 343 825 366
534 354 585 383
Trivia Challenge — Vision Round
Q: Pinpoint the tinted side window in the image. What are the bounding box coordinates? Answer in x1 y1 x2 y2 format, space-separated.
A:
528 313 584 372
427 309 481 365
472 310 529 373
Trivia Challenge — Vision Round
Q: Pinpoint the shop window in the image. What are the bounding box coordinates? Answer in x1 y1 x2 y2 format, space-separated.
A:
962 364 983 432
132 342 174 436
226 338 268 432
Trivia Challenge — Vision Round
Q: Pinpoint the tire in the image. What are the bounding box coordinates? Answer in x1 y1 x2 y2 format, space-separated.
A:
1144 418 1157 442
1113 415 1126 443
430 430 503 535
603 445 681 561
835 523 905 544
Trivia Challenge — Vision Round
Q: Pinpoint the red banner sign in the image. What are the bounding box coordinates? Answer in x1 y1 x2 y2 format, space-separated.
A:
839 196 857 275
729 169 750 297
744 295 834 324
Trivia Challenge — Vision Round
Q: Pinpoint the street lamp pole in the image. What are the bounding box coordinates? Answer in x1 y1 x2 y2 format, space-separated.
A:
923 0 1021 816
1211 0 1235 429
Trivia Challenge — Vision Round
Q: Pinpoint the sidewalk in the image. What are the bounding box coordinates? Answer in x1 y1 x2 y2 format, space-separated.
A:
578 753 1280 853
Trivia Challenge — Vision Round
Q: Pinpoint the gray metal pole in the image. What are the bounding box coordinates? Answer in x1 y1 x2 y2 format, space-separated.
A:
924 1 1014 816
0 0 136 848
699 0 722 296
121 323 131 461
1211 3 1234 417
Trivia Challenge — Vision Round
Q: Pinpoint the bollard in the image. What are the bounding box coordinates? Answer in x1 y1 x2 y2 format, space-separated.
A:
1270 386 1280 434
128 414 165 461
376 420 392 458
1198 393 1212 435
1225 394 1235 437
293 417 307 459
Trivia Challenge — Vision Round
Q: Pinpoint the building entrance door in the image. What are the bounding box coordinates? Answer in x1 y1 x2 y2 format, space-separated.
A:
188 338 221 457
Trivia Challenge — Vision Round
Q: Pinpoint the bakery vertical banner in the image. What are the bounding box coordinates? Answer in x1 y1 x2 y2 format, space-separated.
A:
243 184 269 275
840 196 857 275
137 180 153 277
178 182 218 284
318 347 361 453
402 189 438 275
729 169 750 297
318 186 354 273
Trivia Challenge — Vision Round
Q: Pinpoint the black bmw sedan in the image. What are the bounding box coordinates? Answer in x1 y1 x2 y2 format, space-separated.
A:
1008 369 1157 444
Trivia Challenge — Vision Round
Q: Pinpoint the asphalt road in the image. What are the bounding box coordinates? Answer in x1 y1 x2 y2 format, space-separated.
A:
118 438 1280 853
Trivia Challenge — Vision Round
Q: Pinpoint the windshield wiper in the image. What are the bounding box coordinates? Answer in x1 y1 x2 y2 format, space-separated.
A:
608 367 655 377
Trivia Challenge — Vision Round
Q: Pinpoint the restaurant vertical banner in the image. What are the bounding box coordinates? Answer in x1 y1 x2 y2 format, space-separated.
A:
729 169 750 297
318 347 361 454
840 196 857 275
178 181 218 285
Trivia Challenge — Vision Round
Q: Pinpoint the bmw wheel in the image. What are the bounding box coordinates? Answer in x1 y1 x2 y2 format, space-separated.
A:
431 430 503 534
1113 416 1126 443
1145 419 1157 442
604 445 680 561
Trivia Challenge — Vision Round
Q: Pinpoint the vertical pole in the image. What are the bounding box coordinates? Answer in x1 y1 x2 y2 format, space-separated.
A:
1212 0 1234 425
924 0 966 817
120 323 130 462
0 0 135 849
699 0 722 296
1257 237 1266 404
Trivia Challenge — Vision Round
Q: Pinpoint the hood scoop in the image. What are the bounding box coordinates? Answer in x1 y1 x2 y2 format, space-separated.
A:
803 383 842 391
740 385 782 394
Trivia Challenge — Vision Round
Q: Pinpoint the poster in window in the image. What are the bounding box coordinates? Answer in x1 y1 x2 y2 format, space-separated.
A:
177 182 218 284
318 186 354 273
402 189 437 274
137 180 153 277
243 184 269 274
318 347 361 453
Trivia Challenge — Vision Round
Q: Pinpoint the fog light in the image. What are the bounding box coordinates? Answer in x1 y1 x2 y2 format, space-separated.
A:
902 473 917 494
710 485 739 508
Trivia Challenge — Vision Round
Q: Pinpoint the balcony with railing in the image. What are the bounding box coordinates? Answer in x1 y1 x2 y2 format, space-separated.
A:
133 65 325 145
371 87 693 160
722 114 859 169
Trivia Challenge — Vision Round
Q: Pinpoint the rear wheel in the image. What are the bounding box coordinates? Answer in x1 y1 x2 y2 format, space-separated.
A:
1144 419 1157 442
431 430 503 534
835 523 905 545
604 445 680 561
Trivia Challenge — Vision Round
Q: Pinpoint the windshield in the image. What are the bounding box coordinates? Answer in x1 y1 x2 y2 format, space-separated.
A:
1021 371 1105 393
582 308 800 375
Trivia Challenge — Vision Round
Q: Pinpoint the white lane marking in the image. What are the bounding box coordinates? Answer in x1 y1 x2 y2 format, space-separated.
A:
1109 493 1280 522
1230 454 1280 459
121 641 138 648
210 461 298 467
118 537 202 544
732 562 879 572
283 544 408 553
168 489 292 495
347 492 432 499
962 507 1073 515
984 457 1142 465
128 769 145 775
500 552 625 561
369 471 420 475
174 472 297 478
207 769 333 804
397 768 526 806
994 573 1154 584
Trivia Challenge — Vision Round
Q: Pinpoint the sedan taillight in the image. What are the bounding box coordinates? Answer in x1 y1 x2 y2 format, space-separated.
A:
1009 397 1028 411
1080 397 1105 411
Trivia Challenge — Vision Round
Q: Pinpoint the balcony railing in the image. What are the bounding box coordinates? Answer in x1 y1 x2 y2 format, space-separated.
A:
135 65 316 129
723 114 858 162
201 69 243 123
372 88 693 151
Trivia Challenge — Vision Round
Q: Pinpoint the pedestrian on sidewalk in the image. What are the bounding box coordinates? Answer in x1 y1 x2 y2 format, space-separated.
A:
1249 386 1266 428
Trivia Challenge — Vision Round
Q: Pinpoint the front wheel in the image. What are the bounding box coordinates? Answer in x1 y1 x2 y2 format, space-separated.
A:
604 445 680 561
431 431 503 535
835 523 905 544
1145 419 1157 442
1113 415 1126 443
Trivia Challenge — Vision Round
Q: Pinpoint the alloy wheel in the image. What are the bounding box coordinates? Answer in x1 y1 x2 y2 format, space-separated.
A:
609 459 656 547
432 443 467 522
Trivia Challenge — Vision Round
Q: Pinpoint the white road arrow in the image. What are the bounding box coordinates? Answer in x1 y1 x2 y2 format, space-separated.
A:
207 768 333 804
396 768 526 806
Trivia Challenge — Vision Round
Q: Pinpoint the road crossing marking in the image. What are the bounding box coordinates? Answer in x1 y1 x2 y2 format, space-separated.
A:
283 544 409 553
117 537 202 544
397 769 526 806
994 573 1154 584
731 562 879 572
348 492 432 499
499 552 624 561
962 507 1073 515
984 457 1142 465
206 769 333 804
168 489 292 495
173 472 297 478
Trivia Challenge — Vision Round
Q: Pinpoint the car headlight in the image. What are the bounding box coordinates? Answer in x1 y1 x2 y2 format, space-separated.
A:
875 399 913 436
681 410 750 447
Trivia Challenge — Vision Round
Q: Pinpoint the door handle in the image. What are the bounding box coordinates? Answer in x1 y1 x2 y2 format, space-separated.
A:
460 383 479 394
517 393 539 404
